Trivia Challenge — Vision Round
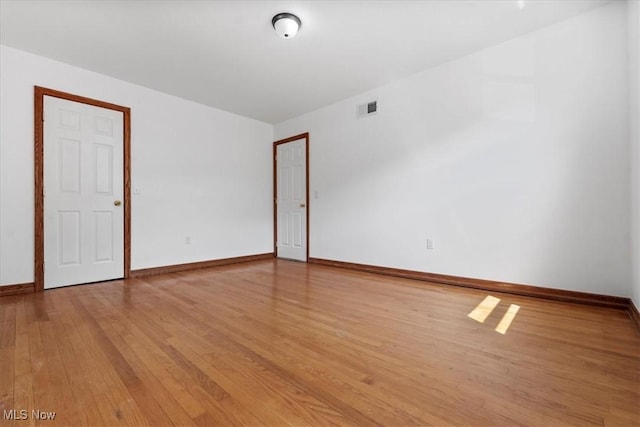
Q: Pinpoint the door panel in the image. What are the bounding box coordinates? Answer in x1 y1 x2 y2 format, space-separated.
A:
293 212 303 247
58 211 81 265
93 211 114 263
276 138 307 261
278 212 290 247
59 138 81 192
94 143 113 194
44 96 124 288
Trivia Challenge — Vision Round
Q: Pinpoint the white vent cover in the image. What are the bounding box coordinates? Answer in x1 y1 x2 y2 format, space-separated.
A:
357 100 377 118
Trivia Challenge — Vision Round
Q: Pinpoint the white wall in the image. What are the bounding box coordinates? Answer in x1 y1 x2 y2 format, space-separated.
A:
0 45 273 286
630 0 640 307
275 2 631 296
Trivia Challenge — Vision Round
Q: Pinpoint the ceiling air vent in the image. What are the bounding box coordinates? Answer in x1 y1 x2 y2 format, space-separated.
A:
357 100 378 118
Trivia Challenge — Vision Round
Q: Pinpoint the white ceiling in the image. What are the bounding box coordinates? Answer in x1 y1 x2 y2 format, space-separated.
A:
0 0 610 124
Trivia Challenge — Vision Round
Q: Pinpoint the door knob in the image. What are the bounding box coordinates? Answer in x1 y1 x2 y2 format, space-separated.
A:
300 203 306 208
114 200 122 206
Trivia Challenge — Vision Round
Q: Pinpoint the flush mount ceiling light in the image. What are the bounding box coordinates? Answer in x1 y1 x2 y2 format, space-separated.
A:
272 13 301 39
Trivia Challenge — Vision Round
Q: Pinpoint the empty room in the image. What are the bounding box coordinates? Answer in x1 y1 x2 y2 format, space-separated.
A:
1 0 639 425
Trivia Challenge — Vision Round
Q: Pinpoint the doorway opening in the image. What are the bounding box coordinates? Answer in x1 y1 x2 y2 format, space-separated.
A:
273 133 309 262
34 86 131 291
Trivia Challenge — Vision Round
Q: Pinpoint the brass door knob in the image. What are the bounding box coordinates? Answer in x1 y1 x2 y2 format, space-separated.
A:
114 200 122 206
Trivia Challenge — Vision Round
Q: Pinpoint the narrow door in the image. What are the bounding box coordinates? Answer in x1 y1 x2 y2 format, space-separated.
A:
275 137 308 261
43 95 124 288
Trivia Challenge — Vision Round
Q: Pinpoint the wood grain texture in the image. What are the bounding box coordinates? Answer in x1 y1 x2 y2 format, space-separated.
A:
0 283 35 298
309 257 631 310
1 259 638 426
630 300 640 333
272 143 277 256
33 86 131 292
129 253 274 278
34 88 44 293
123 108 131 280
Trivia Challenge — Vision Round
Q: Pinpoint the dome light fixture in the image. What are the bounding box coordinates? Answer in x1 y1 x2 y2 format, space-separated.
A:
272 13 301 39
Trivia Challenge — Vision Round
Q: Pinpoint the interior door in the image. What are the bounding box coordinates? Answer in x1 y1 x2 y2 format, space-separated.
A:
276 138 307 261
43 95 124 288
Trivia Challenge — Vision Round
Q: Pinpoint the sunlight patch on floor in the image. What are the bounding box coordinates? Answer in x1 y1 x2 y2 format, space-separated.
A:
467 295 501 323
495 304 520 334
468 296 520 335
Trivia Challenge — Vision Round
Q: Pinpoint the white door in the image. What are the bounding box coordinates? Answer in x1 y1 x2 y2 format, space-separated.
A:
276 139 307 261
44 96 124 289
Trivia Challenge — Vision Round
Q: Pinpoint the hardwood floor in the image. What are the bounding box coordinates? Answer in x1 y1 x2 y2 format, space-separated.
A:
1 259 638 426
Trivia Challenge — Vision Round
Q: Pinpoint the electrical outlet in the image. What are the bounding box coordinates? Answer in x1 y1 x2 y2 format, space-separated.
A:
185 236 191 245
426 238 435 250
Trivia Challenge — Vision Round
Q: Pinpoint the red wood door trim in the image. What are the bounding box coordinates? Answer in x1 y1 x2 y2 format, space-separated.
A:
273 133 310 261
34 86 131 292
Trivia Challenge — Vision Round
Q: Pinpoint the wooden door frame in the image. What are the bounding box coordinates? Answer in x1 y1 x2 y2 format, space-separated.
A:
34 86 131 292
273 133 310 261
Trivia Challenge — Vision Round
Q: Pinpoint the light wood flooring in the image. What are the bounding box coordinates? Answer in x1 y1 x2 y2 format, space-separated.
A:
0 259 638 426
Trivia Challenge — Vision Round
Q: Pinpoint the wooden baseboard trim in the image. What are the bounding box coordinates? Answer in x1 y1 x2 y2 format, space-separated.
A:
629 300 640 332
309 258 630 310
130 253 275 278
0 283 35 297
